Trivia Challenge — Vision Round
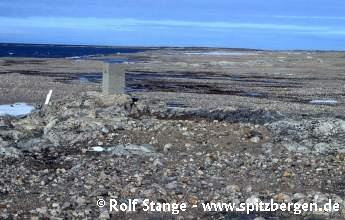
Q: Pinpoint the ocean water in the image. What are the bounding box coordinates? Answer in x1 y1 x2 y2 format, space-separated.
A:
0 43 147 58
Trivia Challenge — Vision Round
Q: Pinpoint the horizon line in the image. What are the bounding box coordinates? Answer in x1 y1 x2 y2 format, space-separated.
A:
1 42 345 53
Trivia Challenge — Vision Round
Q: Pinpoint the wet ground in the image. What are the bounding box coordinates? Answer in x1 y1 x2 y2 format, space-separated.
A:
0 48 344 117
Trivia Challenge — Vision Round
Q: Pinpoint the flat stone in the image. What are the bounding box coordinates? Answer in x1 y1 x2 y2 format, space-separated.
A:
108 144 158 157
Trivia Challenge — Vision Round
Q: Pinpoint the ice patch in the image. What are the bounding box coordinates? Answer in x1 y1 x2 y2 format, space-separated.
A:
0 103 35 116
309 99 337 105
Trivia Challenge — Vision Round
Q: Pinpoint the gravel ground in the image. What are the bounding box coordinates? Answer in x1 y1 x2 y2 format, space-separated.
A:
0 49 345 219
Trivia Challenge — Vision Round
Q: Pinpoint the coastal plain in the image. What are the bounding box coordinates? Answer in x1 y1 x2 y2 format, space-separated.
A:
0 48 344 116
1 48 345 219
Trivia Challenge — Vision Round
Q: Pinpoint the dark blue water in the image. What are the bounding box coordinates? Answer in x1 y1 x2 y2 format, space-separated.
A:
0 43 148 58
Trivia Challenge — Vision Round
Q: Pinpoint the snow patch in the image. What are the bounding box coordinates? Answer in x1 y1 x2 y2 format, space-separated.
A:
0 103 35 116
309 99 337 105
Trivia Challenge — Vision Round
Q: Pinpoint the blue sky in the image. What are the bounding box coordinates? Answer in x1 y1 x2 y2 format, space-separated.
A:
1 0 345 50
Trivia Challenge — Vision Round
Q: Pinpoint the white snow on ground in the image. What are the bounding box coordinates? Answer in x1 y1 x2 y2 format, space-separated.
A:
309 99 337 105
0 103 34 116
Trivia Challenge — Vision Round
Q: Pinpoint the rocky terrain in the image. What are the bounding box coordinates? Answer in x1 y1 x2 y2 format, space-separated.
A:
1 49 345 219
1 92 345 219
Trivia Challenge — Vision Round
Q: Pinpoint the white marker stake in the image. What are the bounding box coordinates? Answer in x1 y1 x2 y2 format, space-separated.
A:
44 90 53 105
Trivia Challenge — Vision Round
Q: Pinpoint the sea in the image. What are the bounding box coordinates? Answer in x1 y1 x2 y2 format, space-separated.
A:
0 43 148 58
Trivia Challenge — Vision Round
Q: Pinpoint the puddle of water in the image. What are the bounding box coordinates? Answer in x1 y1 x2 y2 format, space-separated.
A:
0 103 35 116
242 92 266 97
78 74 102 83
231 77 279 84
72 73 295 104
66 56 139 64
309 99 337 105
76 71 229 85
78 71 298 87
72 72 295 98
125 86 146 93
92 58 141 64
94 58 131 63
127 72 218 80
166 102 187 108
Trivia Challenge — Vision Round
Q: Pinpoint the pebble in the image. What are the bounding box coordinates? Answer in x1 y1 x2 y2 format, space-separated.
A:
273 193 291 202
293 193 305 200
225 184 240 193
246 195 260 204
164 143 172 152
166 181 178 190
250 136 261 143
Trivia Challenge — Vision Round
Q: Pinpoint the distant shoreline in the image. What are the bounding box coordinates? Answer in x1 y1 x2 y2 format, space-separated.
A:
1 43 344 55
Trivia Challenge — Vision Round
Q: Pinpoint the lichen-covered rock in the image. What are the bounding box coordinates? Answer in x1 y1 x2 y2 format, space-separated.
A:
1 92 345 219
268 118 345 154
0 145 20 157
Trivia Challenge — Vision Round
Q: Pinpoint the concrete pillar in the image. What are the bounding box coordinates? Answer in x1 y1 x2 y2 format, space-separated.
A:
102 63 125 95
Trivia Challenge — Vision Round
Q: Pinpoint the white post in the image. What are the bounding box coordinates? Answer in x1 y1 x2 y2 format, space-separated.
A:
44 90 53 105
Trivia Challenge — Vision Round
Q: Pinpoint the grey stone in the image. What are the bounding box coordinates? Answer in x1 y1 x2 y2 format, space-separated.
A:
250 136 261 143
314 143 332 154
16 138 52 152
313 192 329 205
0 145 20 157
99 209 110 219
269 118 345 154
108 144 157 157
0 130 24 141
293 193 306 200
225 184 240 193
44 118 58 134
163 143 172 152
166 181 178 190
246 195 260 204
102 63 125 95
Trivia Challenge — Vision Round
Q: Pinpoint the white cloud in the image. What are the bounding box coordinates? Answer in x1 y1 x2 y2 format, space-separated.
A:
269 15 345 20
0 16 345 36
